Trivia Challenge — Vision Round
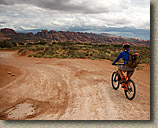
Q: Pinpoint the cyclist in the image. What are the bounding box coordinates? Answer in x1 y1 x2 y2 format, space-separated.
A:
112 43 135 84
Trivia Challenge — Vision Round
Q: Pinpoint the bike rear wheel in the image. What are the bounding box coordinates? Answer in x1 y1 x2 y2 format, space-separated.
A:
111 71 120 90
124 79 136 100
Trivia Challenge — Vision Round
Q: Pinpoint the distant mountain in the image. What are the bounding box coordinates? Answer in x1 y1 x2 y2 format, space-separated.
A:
15 27 42 34
99 26 150 40
0 28 150 47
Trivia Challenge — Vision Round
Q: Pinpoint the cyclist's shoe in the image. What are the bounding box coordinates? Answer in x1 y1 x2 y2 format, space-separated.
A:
119 79 125 84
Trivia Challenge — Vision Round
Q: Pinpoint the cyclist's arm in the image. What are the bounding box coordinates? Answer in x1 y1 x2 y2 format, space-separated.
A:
112 53 122 64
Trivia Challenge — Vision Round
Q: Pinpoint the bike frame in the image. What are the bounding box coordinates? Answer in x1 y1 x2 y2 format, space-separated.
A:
112 64 136 100
121 72 130 91
114 64 131 91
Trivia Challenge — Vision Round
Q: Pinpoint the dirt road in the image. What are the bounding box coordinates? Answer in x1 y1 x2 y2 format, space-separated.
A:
0 51 150 120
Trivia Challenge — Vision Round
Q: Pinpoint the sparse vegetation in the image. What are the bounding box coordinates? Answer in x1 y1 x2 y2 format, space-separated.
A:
0 40 17 48
136 65 145 71
0 41 150 65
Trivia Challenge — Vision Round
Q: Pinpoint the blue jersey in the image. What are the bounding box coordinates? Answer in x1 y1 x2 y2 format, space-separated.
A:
113 49 130 64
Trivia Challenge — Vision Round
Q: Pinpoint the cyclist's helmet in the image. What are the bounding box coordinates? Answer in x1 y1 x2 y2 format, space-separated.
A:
123 43 130 49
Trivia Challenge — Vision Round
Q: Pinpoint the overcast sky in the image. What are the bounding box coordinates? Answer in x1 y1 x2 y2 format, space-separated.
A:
0 0 150 39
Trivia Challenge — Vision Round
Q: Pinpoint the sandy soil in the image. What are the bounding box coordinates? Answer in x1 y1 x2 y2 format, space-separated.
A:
0 51 150 120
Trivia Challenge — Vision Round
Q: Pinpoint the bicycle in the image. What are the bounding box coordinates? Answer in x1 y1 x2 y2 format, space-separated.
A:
111 64 136 100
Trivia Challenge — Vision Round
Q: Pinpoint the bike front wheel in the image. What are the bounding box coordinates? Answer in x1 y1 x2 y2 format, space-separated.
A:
124 79 136 100
111 71 120 90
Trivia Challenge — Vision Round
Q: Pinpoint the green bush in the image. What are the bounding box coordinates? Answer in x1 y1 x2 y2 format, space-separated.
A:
43 54 53 58
29 45 45 51
36 51 44 55
18 42 25 46
3 40 149 63
34 54 42 58
26 43 33 46
28 54 32 57
136 65 144 71
18 48 27 56
18 48 23 53
35 41 47 45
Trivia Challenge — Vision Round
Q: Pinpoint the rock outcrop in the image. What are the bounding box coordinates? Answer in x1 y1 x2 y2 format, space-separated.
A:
1 28 16 35
0 28 150 47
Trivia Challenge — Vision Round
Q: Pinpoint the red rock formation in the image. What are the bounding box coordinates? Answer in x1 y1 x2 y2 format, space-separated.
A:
0 28 150 47
1 28 16 35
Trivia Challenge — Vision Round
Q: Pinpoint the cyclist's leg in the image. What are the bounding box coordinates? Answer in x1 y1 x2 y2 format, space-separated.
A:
125 66 135 89
118 65 126 83
118 66 124 78
127 67 135 79
127 71 132 79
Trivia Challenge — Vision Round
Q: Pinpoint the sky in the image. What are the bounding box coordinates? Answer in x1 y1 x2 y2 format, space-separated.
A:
0 0 150 40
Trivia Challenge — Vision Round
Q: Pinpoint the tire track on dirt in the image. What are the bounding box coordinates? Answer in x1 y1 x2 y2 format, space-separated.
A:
58 66 120 120
0 51 150 120
0 54 70 119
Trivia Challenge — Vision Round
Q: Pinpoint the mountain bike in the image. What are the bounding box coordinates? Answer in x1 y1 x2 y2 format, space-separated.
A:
111 64 136 100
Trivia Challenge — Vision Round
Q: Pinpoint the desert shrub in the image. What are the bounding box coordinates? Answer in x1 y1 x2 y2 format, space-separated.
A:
109 56 116 61
18 48 24 53
140 57 150 64
18 48 27 56
29 45 45 51
90 57 96 60
55 54 66 58
18 42 25 46
104 52 111 60
12 40 150 63
106 49 111 54
58 41 74 46
88 52 93 56
64 54 72 58
78 52 87 59
35 41 47 45
43 54 53 58
28 54 33 57
66 50 75 56
9 47 19 50
0 47 8 50
94 53 105 59
44 49 53 55
0 40 16 48
136 65 144 71
45 46 50 51
34 51 44 57
33 54 42 58
72 52 80 58
26 43 33 46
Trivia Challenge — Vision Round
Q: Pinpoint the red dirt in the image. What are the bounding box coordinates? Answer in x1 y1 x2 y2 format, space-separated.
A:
0 63 21 88
0 51 150 120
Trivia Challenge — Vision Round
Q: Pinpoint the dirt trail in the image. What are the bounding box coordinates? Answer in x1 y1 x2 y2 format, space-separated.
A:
0 51 150 120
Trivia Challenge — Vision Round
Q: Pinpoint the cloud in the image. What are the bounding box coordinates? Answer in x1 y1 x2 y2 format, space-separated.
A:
0 21 6 24
0 0 109 14
0 0 144 14
0 0 150 39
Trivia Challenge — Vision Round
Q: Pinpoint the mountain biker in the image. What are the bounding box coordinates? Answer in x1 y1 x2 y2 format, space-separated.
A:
112 43 135 84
